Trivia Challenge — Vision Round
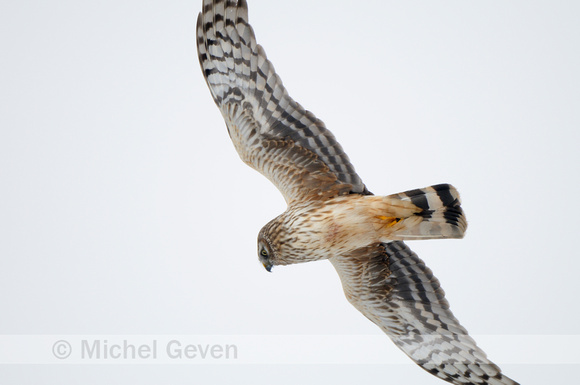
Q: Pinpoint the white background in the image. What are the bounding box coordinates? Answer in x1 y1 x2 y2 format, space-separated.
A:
1 0 579 383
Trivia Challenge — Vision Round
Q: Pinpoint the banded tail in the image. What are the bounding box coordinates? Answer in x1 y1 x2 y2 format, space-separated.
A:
372 184 467 241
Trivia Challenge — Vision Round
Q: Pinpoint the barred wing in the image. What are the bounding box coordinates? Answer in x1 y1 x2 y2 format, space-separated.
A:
330 242 519 385
196 0 368 204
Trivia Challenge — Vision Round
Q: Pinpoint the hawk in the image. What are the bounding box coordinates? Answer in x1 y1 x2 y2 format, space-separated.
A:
196 1 519 384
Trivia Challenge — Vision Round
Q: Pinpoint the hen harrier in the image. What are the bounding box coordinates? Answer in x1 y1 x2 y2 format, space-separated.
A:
196 1 518 384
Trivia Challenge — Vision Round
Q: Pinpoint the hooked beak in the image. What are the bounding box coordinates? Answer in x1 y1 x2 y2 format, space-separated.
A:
262 261 273 273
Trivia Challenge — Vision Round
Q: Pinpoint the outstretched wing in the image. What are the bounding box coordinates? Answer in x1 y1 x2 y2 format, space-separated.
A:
330 242 519 385
196 0 368 204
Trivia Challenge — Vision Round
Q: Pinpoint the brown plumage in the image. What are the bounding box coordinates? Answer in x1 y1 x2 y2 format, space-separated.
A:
197 1 519 384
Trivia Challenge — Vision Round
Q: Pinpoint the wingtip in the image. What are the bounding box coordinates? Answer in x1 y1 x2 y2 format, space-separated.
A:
196 12 203 31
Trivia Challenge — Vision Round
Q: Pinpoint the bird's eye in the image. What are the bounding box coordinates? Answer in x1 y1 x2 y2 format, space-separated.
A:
260 248 268 257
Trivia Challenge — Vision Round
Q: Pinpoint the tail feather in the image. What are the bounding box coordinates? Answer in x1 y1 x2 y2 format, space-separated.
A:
377 184 467 241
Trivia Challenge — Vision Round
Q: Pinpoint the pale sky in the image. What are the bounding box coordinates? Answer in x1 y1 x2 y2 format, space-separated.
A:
1 0 579 384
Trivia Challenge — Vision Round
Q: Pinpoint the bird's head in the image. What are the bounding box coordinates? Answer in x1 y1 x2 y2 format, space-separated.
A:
258 213 295 272
257 218 281 272
257 237 276 272
256 211 314 272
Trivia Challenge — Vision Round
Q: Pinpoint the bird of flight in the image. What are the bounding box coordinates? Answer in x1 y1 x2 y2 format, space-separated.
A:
196 1 518 384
